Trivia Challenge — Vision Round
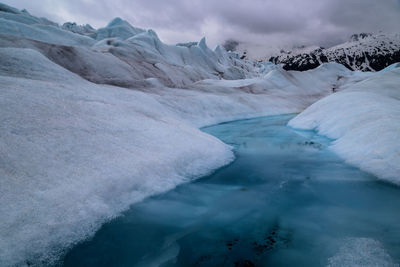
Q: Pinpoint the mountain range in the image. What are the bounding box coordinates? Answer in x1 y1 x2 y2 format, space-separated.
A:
269 33 400 71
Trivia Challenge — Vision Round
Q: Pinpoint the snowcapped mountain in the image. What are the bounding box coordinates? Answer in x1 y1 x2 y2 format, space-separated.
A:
270 33 400 71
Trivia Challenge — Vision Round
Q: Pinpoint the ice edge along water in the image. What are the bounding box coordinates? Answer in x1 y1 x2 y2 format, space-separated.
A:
289 65 400 185
0 2 399 266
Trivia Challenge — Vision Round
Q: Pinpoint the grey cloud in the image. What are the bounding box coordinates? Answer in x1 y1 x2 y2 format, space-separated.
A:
2 0 400 57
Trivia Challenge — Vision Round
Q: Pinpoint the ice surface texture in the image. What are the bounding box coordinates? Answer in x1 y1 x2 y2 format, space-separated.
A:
327 238 398 267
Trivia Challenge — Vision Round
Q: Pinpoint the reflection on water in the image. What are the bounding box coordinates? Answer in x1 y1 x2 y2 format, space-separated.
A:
63 114 400 267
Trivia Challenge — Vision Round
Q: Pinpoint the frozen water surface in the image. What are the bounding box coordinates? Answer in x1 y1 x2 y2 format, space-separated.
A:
62 115 400 266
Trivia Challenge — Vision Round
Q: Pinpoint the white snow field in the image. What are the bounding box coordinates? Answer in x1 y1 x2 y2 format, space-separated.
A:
0 2 399 266
289 64 400 184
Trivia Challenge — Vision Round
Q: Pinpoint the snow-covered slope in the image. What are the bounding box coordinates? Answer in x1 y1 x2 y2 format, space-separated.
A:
0 47 236 266
270 33 400 72
289 63 400 184
0 2 399 267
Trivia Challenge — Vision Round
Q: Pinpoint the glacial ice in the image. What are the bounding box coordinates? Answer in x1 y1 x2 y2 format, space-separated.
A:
289 63 400 184
62 22 96 36
0 46 358 267
0 17 95 46
94 17 145 41
0 47 235 266
0 2 399 266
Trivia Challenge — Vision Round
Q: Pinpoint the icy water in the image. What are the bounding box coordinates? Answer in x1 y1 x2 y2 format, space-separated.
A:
62 114 400 266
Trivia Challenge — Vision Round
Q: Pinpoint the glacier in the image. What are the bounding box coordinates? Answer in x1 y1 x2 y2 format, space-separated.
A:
289 64 400 184
0 2 399 266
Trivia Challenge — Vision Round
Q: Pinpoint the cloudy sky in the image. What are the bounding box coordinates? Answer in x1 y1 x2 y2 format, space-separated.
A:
3 0 400 57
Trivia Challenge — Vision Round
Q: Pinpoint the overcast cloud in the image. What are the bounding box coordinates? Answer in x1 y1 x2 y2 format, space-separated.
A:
3 0 400 57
